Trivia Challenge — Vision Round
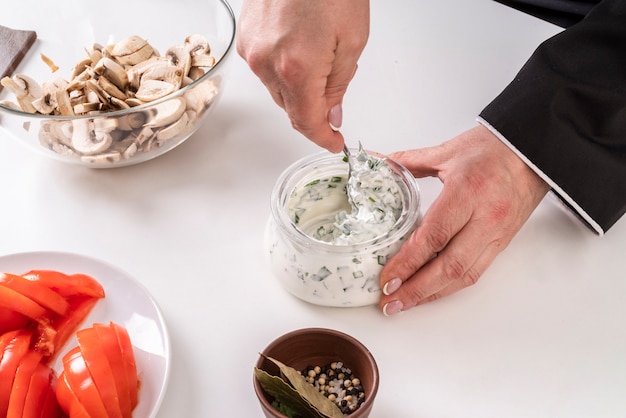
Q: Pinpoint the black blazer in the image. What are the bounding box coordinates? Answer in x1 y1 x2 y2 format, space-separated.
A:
480 0 626 234
495 0 600 27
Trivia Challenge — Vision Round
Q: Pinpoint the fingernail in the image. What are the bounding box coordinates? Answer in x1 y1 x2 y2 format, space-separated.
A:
328 104 342 131
383 300 403 316
382 278 402 296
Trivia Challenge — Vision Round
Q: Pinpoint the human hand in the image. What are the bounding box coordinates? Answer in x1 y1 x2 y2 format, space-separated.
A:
237 0 370 152
379 124 550 315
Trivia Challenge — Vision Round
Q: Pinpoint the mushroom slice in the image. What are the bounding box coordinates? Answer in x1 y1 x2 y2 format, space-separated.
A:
184 79 218 114
187 67 205 82
94 57 129 90
71 118 112 155
141 60 184 90
111 35 156 66
190 54 216 68
32 93 55 114
165 45 191 78
33 78 70 114
145 97 186 128
135 126 155 146
117 112 146 131
156 111 189 142
71 57 94 80
97 76 127 101
73 101 102 115
55 89 75 116
1 74 43 113
184 34 211 56
0 100 21 110
125 97 145 107
134 79 176 102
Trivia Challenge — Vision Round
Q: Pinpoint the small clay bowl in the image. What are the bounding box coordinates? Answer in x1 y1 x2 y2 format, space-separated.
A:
254 327 379 417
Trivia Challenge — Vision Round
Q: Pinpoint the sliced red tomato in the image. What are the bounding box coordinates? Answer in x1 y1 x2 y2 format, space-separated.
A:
23 363 58 418
55 370 91 418
38 373 61 418
0 285 47 321
0 330 21 360
0 330 32 416
0 273 69 317
6 349 42 418
0 308 29 335
76 326 124 418
22 270 105 298
35 295 99 362
111 321 139 409
94 323 132 418
62 346 109 418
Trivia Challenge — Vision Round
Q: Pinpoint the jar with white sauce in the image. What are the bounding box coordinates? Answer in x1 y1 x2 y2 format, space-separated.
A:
265 149 421 307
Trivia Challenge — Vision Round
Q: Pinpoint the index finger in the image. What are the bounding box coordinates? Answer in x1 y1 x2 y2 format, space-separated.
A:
380 184 472 294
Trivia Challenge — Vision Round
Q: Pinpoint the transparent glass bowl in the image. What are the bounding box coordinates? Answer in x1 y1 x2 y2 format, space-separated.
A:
265 150 422 307
0 0 235 168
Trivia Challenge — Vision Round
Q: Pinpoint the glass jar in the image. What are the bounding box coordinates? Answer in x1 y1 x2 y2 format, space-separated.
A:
265 150 422 307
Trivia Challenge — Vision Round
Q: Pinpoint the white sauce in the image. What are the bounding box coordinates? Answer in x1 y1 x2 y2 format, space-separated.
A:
288 149 403 245
265 148 420 307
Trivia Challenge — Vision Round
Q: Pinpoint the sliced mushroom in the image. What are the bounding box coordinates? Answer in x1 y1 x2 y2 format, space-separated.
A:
184 79 218 114
165 45 191 78
0 74 43 113
145 97 186 128
94 57 129 90
111 35 156 66
134 79 177 102
156 111 189 142
141 60 183 90
71 118 112 155
97 76 127 101
190 54 216 68
184 34 210 56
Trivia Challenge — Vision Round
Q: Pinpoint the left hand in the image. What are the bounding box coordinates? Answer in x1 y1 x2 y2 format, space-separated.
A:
379 124 550 315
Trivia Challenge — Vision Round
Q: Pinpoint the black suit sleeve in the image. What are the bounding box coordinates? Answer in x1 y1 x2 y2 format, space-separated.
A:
479 0 626 234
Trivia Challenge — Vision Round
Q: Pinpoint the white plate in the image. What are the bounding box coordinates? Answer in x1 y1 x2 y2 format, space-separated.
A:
0 251 170 418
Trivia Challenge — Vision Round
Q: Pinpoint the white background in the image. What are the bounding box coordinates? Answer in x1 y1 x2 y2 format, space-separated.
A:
1 1 625 417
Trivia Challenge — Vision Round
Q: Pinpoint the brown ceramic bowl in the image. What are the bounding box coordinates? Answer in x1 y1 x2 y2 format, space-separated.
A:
254 328 379 418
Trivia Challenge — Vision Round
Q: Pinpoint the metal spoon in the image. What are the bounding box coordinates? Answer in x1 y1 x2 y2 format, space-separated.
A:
342 143 354 180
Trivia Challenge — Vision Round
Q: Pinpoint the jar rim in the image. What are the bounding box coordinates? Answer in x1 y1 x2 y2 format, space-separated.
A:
270 149 421 254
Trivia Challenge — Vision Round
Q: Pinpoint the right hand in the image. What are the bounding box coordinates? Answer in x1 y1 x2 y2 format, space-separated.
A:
237 0 370 152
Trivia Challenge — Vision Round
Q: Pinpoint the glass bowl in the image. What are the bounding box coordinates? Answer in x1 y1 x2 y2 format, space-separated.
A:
0 0 235 168
265 149 422 307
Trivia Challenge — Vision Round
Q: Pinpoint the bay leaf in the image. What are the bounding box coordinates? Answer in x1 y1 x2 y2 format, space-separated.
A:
254 367 326 418
265 356 344 418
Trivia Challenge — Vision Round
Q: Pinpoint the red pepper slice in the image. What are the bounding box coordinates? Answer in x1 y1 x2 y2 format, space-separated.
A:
0 273 69 317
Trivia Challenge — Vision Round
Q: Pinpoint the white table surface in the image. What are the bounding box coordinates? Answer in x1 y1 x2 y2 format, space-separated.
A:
2 1 626 417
